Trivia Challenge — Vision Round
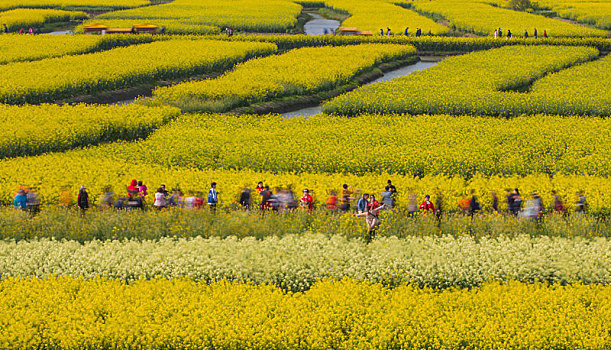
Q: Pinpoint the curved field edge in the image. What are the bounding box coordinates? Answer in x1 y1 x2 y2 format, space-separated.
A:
0 104 180 159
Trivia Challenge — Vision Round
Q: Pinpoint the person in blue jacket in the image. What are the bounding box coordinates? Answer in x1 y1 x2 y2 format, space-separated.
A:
13 189 27 209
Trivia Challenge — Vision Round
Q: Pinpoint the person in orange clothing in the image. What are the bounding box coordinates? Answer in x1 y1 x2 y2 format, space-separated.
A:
326 190 338 210
419 194 435 214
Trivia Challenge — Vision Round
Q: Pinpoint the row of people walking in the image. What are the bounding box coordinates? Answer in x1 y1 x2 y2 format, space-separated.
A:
493 27 548 39
13 180 588 220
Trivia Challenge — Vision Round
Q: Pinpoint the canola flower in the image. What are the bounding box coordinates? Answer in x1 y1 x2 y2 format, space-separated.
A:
404 0 608 37
1 234 610 289
0 34 156 65
516 0 611 30
0 277 609 349
0 104 180 158
323 45 611 116
105 113 611 178
152 44 416 112
97 0 302 32
0 38 277 104
0 0 148 11
0 147 609 210
323 0 449 34
0 8 88 31
1 207 607 241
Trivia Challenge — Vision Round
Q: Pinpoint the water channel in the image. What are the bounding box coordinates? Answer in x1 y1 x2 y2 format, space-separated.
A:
280 59 438 118
304 13 341 35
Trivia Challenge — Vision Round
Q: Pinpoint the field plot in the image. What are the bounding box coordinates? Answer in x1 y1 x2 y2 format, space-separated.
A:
1 147 609 211
2 234 610 287
323 0 449 34
1 207 608 241
323 45 611 116
152 44 416 112
1 277 610 349
528 0 611 30
0 38 276 104
106 113 610 177
0 8 87 31
404 0 608 37
97 0 303 32
0 0 148 11
0 2 610 348
0 104 179 158
0 34 156 64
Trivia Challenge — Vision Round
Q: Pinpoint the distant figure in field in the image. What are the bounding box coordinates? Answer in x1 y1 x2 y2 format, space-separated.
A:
415 28 421 37
511 188 522 216
208 182 219 210
77 186 89 214
13 189 27 210
380 28 384 36
543 30 548 38
357 193 370 214
498 27 502 37
551 190 565 214
153 187 167 210
380 186 394 209
533 28 538 38
386 27 392 36
138 180 148 199
419 194 435 214
524 30 529 38
3 24 9 33
575 192 588 214
354 202 386 243
340 184 353 211
407 191 418 217
239 187 252 209
325 190 338 210
506 29 512 38
490 191 498 213
255 181 264 194
300 188 313 212
404 27 409 36
468 190 480 217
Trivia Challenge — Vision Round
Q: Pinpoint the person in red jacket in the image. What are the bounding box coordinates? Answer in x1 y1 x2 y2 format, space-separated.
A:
419 194 435 214
300 189 313 212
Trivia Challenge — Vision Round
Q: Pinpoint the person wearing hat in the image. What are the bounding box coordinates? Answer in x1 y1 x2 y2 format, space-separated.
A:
13 189 27 210
300 189 313 212
77 186 89 213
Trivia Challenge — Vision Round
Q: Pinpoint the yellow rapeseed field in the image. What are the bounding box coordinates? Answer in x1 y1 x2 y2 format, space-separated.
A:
0 8 88 31
0 277 609 349
0 104 180 158
0 0 148 10
97 0 303 32
323 45 611 116
152 44 416 111
405 0 608 36
0 38 276 104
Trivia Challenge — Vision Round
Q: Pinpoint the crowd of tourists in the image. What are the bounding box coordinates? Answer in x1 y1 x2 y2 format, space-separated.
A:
13 179 588 217
10 179 591 242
